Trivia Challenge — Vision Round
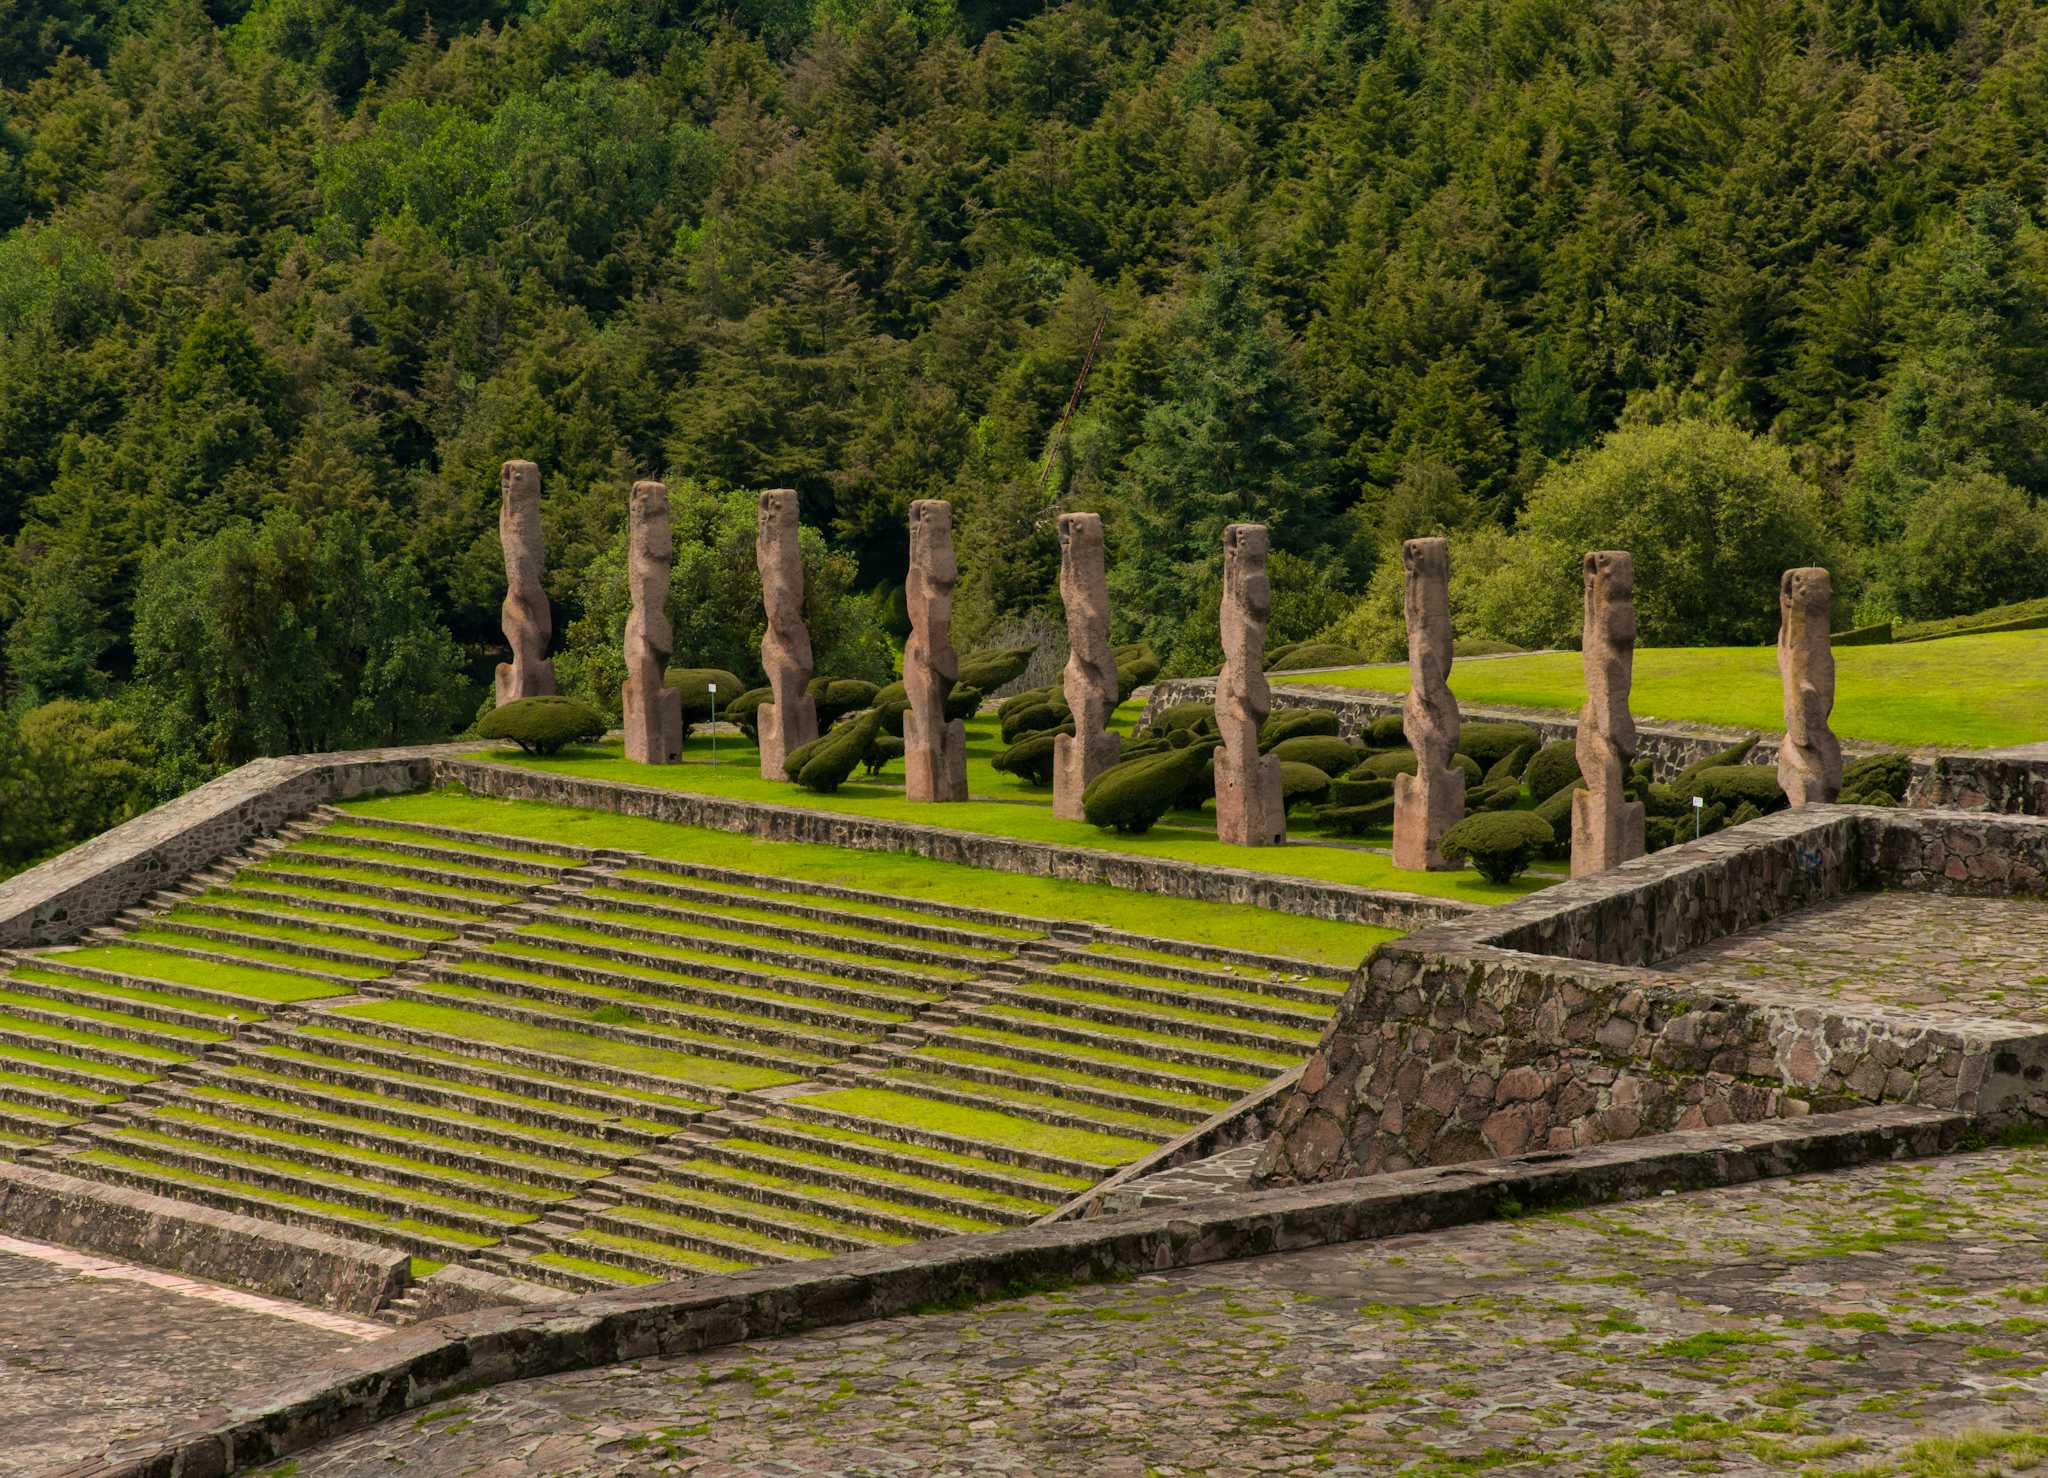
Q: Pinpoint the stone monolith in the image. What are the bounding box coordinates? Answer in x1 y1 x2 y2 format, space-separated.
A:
1570 550 1646 875
1778 566 1842 805
1391 536 1464 870
494 459 556 705
1052 512 1120 821
1213 524 1286 846
755 489 818 779
904 499 968 802
621 480 682 764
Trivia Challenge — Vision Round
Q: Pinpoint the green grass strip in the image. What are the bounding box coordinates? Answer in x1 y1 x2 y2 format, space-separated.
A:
789 1086 1152 1167
667 1158 1003 1233
283 840 538 886
161 910 422 962
319 822 577 868
593 878 1046 941
604 1203 837 1260
477 940 917 1019
332 1000 798 1092
1093 941 1352 984
915 1045 1233 1110
568 1230 749 1274
410 1257 446 1280
1063 956 1347 1002
715 1138 1057 1214
532 1250 663 1284
0 1012 190 1062
1018 982 1326 1043
941 1023 1270 1091
876 1067 1183 1138
248 859 520 905
0 1098 81 1125
7 967 261 1021
510 921 957 994
0 989 225 1044
748 1116 1092 1192
574 893 1015 961
401 975 864 1054
75 1149 497 1247
47 944 344 1003
633 1185 910 1245
0 1066 121 1105
125 929 389 981
0 1041 155 1085
215 881 480 928
977 1004 1302 1070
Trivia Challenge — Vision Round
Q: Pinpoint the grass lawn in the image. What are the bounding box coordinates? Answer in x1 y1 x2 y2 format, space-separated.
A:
341 792 1406 969
448 714 1537 908
1288 630 2048 749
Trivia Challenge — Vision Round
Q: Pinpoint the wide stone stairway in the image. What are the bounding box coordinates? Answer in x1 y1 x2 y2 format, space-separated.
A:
0 806 1345 1304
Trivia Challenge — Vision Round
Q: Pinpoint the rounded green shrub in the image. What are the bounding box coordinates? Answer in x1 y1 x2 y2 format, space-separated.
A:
1468 778 1522 812
1265 641 1304 668
1727 801 1763 828
1691 764 1785 812
957 644 1035 693
874 680 910 736
1311 799 1395 835
788 708 881 792
1522 739 1580 800
861 732 904 776
1532 779 1583 858
1485 741 1537 786
1268 735 1358 775
806 677 880 726
1355 748 1482 783
478 696 607 755
1367 715 1408 749
1457 721 1542 769
993 727 1069 786
723 685 773 738
1672 735 1759 789
1000 692 1069 743
1267 642 1364 672
1439 810 1554 883
665 668 746 726
1083 740 1218 834
1153 700 1217 733
945 683 983 723
1260 707 1341 748
1279 761 1331 812
1114 643 1162 700
1841 752 1911 804
1329 775 1394 807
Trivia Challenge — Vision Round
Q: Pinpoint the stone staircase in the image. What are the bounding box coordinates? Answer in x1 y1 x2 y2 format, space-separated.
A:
0 799 1356 1306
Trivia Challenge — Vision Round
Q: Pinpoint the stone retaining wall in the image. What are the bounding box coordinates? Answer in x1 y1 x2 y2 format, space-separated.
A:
62 1105 1962 1478
0 1163 407 1314
1259 806 2048 1187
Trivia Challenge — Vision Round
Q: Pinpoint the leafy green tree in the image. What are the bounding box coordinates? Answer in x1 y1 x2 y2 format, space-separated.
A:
0 698 150 878
1892 472 2048 621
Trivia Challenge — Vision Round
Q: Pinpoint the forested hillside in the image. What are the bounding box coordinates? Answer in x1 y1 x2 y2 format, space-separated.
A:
4 0 2048 873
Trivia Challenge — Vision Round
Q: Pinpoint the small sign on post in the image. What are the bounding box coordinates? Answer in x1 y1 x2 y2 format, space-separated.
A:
1692 793 1704 839
709 682 717 769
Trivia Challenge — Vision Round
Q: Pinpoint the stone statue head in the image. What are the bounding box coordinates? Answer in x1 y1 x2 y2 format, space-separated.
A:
1223 523 1272 625
1781 565 1830 617
501 459 539 506
911 499 957 587
759 488 798 532
1057 511 1103 570
1402 536 1449 585
630 481 671 561
1585 550 1635 646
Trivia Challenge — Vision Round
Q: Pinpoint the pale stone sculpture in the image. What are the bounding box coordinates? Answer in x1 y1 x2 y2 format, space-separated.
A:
1392 537 1464 870
1778 566 1843 805
1213 524 1286 846
1570 550 1646 875
494 460 556 705
1052 512 1121 821
621 481 682 764
755 489 818 779
904 499 967 802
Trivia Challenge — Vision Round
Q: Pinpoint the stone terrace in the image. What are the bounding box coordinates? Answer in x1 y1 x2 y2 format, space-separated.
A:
0 800 1347 1305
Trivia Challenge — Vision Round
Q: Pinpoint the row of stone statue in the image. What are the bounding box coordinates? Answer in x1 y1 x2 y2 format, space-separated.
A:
1386 536 1843 877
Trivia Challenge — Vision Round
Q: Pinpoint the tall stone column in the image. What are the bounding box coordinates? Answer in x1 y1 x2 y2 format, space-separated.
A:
1213 524 1286 846
1778 566 1842 805
904 499 967 802
621 481 683 764
1391 536 1464 870
494 459 556 705
1052 512 1120 821
755 489 818 779
1570 550 1646 875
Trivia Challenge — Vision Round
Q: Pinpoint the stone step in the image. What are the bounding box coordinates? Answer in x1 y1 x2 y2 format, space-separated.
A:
0 1021 185 1077
606 1182 895 1256
575 882 1029 957
0 971 255 1036
614 859 1065 939
138 917 405 973
268 846 547 897
490 1251 641 1294
0 1074 116 1118
499 923 958 1000
11 957 288 1021
950 1006 1288 1079
167 899 439 953
247 863 523 914
1023 962 1341 1021
550 897 1008 975
94 933 371 989
1088 926 1350 983
310 811 603 864
989 982 1317 1056
582 1205 819 1266
888 1049 1225 1125
689 1136 1046 1227
1062 951 1348 1007
307 827 584 880
0 995 223 1055
0 1102 80 1142
865 1066 1181 1141
641 1163 999 1240
756 1097 1110 1183
0 1043 154 1095
213 881 481 931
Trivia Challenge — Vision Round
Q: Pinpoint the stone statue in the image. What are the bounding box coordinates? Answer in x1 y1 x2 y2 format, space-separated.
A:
1778 566 1842 805
904 499 967 802
1391 537 1464 870
494 460 556 705
1052 512 1121 821
1213 524 1286 846
621 481 682 764
755 489 818 779
1570 550 1646 875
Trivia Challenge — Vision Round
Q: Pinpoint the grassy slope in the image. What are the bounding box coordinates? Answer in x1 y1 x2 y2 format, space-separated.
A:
1293 630 2048 748
341 792 1405 968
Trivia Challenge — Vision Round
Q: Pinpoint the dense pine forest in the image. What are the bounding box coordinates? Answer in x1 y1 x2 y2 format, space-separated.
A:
3 0 2048 873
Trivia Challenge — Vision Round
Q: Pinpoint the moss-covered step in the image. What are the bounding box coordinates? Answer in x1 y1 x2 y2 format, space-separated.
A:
24 948 343 1006
0 989 227 1054
0 1013 199 1075
1029 961 1343 1022
550 897 1015 972
641 1158 1008 1239
984 981 1324 1055
307 810 606 864
860 1064 1185 1141
957 1002 1300 1078
719 1112 1092 1203
580 1201 840 1267
890 1044 1233 1125
175 895 458 949
764 1087 1151 1179
147 912 424 966
500 921 969 996
268 841 550 892
1069 946 1350 1002
245 861 524 912
212 880 484 931
1 969 262 1033
602 1182 906 1257
116 929 389 986
687 1135 1054 1226
543 1227 751 1282
311 824 590 879
922 1022 1270 1098
577 883 1030 957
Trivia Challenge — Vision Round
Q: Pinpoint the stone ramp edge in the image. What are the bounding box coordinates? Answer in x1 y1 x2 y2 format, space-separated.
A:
62 1102 1963 1478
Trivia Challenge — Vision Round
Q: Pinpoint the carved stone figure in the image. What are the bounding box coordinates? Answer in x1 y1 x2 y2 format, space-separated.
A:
1570 550 1646 875
494 460 556 705
1052 512 1121 820
904 499 967 802
1778 566 1843 805
1392 537 1464 870
621 481 683 764
1213 524 1286 846
755 489 818 779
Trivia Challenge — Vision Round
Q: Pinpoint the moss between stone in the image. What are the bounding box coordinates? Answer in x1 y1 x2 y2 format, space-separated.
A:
976 1004 1301 1070
0 989 226 1044
748 1116 1093 1192
125 929 390 981
1047 962 1339 1018
1091 941 1354 985
531 1249 663 1284
217 881 482 927
410 971 870 1050
593 878 1045 941
581 895 1018 960
319 823 574 869
914 1045 1233 1110
667 1157 1006 1232
0 1040 157 1084
604 1203 839 1260
713 1137 1058 1214
248 859 521 906
567 1229 750 1274
48 944 346 1003
162 910 424 961
498 929 937 1008
549 902 998 974
281 840 538 887
1015 982 1326 1044
875 1067 1184 1138
631 1185 910 1245
941 1023 1270 1090
7 967 262 1020
0 1066 120 1104
790 1087 1154 1167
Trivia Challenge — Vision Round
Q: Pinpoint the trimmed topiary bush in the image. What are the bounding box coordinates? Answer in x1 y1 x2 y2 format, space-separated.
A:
806 677 880 727
1153 700 1217 734
666 668 747 728
1260 707 1341 748
1841 752 1911 804
1532 780 1583 858
1329 774 1394 807
1000 691 1070 743
1114 643 1162 700
1278 761 1331 812
1267 641 1364 672
1691 764 1785 812
861 732 904 777
1312 799 1395 835
1522 739 1580 801
993 727 1069 785
787 708 881 792
1367 715 1408 748
1355 748 1482 783
1083 740 1218 834
1268 734 1359 775
1468 778 1522 812
945 683 983 723
1438 810 1554 883
957 644 1035 693
478 696 608 755
723 685 772 738
874 681 910 736
1672 735 1759 790
1457 721 1543 769
1486 741 1536 786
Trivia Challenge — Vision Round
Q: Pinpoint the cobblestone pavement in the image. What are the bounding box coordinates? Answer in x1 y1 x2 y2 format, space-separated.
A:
282 1145 2048 1477
0 1241 373 1478
1653 890 2048 1020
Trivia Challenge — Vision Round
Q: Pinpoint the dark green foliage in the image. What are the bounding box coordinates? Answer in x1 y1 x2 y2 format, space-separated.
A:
956 645 1035 693
861 732 904 778
789 709 881 793
1532 781 1584 859
993 727 1068 786
1259 707 1341 749
806 677 881 727
1438 811 1553 884
1522 740 1580 800
1265 642 1304 668
883 586 911 641
1367 716 1408 749
1152 701 1216 735
1329 775 1394 808
1831 622 1893 646
875 681 911 736
1278 761 1331 812
478 697 607 756
1457 722 1543 769
1727 802 1763 829
1643 784 1692 819
1310 799 1394 835
667 669 747 728
724 687 773 739
1082 740 1218 835
1842 752 1912 803
1691 765 1787 812
1267 735 1358 775
0 700 152 879
1896 596 2048 644
1455 639 1523 657
1000 690 1070 743
1468 779 1522 812
1114 643 1162 701
1485 742 1536 787
1266 642 1364 673
945 684 984 723
1355 748 1481 783
1672 737 1761 790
